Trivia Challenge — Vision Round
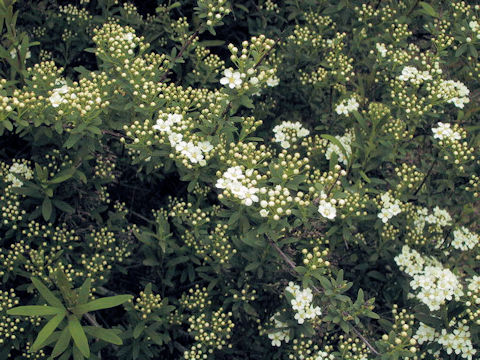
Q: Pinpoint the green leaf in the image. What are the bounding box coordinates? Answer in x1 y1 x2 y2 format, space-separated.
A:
31 278 65 309
133 321 146 339
53 200 74 214
68 316 90 358
31 312 66 352
419 2 438 17
51 327 71 358
84 326 122 345
42 197 52 221
7 305 63 316
77 278 91 305
48 167 76 184
74 295 132 315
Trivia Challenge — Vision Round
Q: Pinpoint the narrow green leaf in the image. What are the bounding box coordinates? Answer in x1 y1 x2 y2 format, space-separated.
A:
48 167 76 184
68 317 90 358
419 2 438 17
84 326 123 345
74 295 132 315
53 200 74 214
77 279 91 305
51 327 71 358
31 312 65 352
42 197 52 221
31 278 65 309
7 305 63 316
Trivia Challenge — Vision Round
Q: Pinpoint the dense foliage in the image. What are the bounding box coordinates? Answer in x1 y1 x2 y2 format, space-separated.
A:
0 0 479 359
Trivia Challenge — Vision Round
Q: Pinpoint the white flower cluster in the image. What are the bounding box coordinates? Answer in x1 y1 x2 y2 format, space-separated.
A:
266 75 280 87
424 206 452 227
377 192 402 223
267 313 290 347
317 192 336 220
325 129 354 166
285 282 321 325
436 80 470 108
394 245 425 276
467 276 480 293
415 322 477 359
220 68 243 89
272 121 310 149
376 43 387 57
414 322 436 344
470 20 480 34
216 166 260 206
396 245 463 311
314 351 335 360
432 122 461 141
5 163 33 187
398 66 432 85
49 79 77 108
153 113 213 166
335 96 359 115
410 265 463 311
452 227 479 251
438 324 476 359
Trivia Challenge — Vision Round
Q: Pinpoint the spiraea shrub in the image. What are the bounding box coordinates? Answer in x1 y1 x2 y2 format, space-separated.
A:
0 0 479 359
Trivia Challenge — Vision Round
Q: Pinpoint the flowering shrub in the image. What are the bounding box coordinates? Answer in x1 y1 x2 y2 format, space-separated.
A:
0 0 479 359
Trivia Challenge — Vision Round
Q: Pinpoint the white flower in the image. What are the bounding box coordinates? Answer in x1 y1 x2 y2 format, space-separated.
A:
318 200 336 220
335 96 359 115
452 227 479 251
49 92 66 107
376 43 387 57
153 119 171 133
168 132 183 146
167 113 183 123
197 141 213 153
259 209 269 217
220 69 243 89
266 76 279 87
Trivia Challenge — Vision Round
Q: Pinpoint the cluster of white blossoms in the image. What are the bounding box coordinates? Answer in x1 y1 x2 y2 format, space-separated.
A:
467 275 480 293
285 282 321 325
335 96 359 115
153 113 213 166
410 264 463 311
376 43 387 57
452 227 479 251
395 245 464 311
438 324 476 359
5 162 33 187
436 80 470 108
424 206 452 228
470 20 480 35
377 192 402 223
220 68 243 89
415 322 477 359
216 166 260 206
317 191 336 220
394 245 425 276
267 313 290 347
325 129 354 165
272 121 310 149
414 322 436 344
432 122 461 141
397 66 432 85
49 79 76 108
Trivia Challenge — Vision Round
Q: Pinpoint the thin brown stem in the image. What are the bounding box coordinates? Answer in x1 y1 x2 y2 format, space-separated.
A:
268 236 381 357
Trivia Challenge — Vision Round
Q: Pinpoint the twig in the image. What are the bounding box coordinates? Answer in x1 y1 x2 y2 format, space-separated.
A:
413 155 437 196
351 324 381 356
268 236 381 357
159 30 201 83
84 312 100 327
